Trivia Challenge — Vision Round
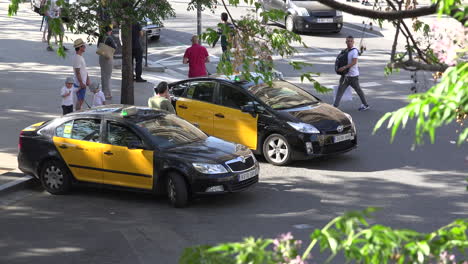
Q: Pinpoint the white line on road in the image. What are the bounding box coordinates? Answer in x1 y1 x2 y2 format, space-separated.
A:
392 80 413 84
360 82 381 87
0 175 33 192
342 26 382 38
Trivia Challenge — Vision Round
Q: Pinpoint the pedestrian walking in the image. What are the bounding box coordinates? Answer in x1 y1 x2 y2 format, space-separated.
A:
72 38 90 111
148 82 176 113
45 0 67 52
98 26 116 100
132 22 146 82
90 83 106 107
60 77 75 115
213 12 235 60
334 35 370 111
183 35 210 78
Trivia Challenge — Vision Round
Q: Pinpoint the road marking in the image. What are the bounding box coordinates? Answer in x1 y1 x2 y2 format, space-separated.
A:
318 56 337 61
392 80 413 84
0 175 33 192
293 224 314 229
343 25 382 37
177 66 188 71
360 82 381 87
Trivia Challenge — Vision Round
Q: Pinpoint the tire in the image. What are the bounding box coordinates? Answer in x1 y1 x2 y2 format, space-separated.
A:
263 134 292 166
153 35 160 41
40 160 72 195
167 172 189 208
285 15 295 33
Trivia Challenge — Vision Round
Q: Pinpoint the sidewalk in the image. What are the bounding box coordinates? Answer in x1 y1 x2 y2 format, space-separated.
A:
0 1 174 195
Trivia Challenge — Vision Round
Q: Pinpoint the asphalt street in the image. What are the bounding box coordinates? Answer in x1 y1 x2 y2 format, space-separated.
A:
0 1 467 264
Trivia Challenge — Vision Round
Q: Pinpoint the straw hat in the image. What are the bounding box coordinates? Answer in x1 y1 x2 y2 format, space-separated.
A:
73 38 85 48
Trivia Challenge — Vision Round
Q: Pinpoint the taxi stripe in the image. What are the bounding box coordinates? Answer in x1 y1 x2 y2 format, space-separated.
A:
68 164 152 178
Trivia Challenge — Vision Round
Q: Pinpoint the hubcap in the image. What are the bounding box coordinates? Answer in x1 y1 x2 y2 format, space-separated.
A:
267 137 289 164
44 165 63 189
286 16 294 31
168 178 176 202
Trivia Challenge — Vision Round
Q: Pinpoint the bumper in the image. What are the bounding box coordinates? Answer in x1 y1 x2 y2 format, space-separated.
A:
295 16 343 32
191 164 259 195
287 130 357 160
143 27 161 38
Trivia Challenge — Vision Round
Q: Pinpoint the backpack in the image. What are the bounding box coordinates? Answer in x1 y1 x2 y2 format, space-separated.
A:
335 48 357 75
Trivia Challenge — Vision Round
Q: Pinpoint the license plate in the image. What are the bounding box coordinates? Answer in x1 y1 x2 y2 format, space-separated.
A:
333 133 354 143
239 168 257 182
317 18 333 23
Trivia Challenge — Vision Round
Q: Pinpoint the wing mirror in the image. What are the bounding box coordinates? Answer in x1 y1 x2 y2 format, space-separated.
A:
128 141 145 149
240 105 258 118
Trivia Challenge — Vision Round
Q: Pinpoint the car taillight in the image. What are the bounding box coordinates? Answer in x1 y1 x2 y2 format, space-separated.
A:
18 131 24 150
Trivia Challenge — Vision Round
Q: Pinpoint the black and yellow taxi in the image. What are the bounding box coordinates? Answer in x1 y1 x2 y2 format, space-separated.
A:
169 75 357 166
17 105 259 207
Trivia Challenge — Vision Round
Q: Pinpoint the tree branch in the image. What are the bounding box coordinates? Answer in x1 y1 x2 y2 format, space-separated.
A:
315 0 437 20
390 60 448 72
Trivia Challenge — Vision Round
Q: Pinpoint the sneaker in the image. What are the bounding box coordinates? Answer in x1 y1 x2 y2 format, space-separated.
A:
46 46 54 51
135 78 147 83
358 104 370 111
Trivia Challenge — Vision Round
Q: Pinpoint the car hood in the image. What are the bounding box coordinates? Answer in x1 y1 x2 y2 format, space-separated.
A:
292 1 335 12
279 103 351 131
164 136 250 163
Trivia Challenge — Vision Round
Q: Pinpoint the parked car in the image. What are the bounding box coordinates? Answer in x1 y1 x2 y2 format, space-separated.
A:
142 18 162 41
168 75 357 166
18 106 258 207
257 0 343 33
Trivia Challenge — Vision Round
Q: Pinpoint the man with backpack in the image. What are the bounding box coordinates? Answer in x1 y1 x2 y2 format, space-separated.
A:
334 36 370 111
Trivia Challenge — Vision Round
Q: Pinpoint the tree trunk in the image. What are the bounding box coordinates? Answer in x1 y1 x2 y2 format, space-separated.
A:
121 21 134 105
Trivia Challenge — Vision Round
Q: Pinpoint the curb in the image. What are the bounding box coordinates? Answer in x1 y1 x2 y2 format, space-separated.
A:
0 172 38 196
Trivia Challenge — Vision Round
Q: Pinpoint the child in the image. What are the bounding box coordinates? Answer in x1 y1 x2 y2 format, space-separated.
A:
60 77 75 115
91 83 106 107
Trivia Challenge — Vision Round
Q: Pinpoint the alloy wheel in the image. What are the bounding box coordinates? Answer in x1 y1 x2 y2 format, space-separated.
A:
286 15 294 32
266 136 289 164
167 178 176 203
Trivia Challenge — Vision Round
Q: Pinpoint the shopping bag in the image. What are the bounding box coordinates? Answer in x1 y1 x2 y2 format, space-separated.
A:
96 42 115 59
333 85 353 102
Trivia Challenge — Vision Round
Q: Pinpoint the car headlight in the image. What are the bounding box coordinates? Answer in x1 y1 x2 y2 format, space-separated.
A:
296 7 309 16
287 122 320 134
192 163 228 174
343 113 356 132
336 11 343 16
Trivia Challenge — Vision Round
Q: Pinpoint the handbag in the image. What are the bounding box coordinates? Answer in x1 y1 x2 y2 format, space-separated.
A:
96 37 115 59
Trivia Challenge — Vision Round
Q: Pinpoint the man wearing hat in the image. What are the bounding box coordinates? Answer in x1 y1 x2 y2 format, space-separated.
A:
60 77 76 115
72 38 90 110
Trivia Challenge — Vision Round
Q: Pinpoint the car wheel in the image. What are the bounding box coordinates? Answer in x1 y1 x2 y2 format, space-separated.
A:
40 160 72 195
263 134 292 166
167 172 189 208
257 7 266 24
285 15 295 32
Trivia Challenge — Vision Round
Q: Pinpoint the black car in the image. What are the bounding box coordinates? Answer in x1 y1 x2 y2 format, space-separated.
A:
18 106 259 207
168 75 357 166
257 0 343 33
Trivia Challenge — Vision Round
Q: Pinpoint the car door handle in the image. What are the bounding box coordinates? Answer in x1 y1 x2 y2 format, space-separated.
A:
59 144 68 149
178 105 188 109
103 151 113 156
215 113 225 118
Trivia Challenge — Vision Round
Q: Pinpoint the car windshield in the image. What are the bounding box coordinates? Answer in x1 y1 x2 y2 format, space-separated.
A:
137 115 207 148
247 81 319 110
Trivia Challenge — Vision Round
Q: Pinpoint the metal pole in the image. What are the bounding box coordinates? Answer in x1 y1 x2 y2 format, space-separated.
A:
197 0 202 37
145 31 148 67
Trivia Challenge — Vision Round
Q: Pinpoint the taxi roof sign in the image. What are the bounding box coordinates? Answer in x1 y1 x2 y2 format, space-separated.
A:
121 106 138 117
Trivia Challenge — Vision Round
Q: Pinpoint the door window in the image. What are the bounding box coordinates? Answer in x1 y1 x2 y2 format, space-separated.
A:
56 120 73 138
170 82 189 97
186 82 216 103
71 119 101 142
219 84 253 109
107 122 142 147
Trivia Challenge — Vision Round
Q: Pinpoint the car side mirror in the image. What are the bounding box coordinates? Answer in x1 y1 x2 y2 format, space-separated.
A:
241 105 257 118
128 141 145 149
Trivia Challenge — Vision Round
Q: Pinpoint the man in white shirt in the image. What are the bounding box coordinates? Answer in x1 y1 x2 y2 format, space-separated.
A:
73 38 90 110
334 36 370 111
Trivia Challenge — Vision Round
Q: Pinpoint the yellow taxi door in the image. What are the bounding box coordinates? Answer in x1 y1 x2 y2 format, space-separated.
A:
175 81 217 135
101 121 154 190
212 84 258 149
53 119 103 183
